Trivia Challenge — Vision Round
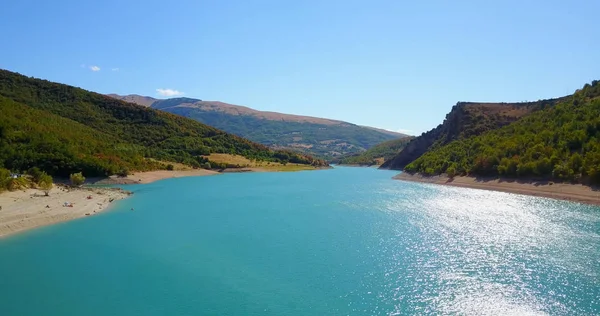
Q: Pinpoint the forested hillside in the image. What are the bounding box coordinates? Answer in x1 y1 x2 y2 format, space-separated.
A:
0 69 327 177
405 81 600 183
381 96 569 169
333 137 413 165
109 95 407 159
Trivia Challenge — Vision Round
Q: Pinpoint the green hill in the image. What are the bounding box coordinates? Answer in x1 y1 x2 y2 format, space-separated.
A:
0 69 327 177
381 96 569 170
108 95 408 159
404 81 600 184
332 137 414 166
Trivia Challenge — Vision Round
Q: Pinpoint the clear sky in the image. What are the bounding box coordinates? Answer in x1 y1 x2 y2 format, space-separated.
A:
1 0 598 135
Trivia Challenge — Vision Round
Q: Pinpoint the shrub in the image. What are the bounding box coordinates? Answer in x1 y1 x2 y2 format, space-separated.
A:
7 177 29 191
27 167 44 183
446 166 456 178
70 172 85 187
166 164 174 171
117 168 129 177
38 173 53 196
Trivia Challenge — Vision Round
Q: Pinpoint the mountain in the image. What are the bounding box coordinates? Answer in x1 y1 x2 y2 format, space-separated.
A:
332 137 414 166
381 96 570 170
106 94 156 107
107 94 409 158
401 81 600 184
0 69 327 177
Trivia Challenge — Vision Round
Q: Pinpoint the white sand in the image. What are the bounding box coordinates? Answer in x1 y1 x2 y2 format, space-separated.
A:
0 186 130 237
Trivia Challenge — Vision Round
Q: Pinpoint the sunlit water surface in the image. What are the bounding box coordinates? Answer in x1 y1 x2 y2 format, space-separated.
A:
0 167 598 315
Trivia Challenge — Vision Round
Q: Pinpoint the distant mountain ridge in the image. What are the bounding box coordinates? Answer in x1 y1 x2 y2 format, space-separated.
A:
0 69 326 177
332 137 415 166
105 94 156 107
108 94 409 159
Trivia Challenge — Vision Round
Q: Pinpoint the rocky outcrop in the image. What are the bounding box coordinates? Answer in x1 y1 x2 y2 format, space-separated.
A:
381 97 568 170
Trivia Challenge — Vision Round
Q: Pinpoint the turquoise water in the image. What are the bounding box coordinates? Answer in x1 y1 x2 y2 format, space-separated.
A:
0 167 598 315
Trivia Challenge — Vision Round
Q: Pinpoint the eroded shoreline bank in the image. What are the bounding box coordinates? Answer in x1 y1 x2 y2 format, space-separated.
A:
394 172 600 206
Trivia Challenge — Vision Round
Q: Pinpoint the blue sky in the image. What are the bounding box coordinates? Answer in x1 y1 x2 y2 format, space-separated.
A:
1 0 598 134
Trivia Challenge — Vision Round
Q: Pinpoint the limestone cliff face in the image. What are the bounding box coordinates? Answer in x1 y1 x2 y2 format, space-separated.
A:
381 97 568 170
380 104 466 170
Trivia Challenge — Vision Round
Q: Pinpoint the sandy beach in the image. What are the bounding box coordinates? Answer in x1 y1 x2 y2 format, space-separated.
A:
0 168 325 237
395 172 600 205
0 186 131 237
0 169 218 238
91 169 219 185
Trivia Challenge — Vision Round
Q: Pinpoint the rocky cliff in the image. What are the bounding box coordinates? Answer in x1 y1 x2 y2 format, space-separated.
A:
380 97 568 170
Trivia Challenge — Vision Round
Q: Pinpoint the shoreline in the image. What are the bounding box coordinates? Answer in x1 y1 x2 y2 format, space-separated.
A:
90 166 331 185
336 164 380 168
1 167 330 237
0 186 131 238
89 169 219 185
394 172 600 206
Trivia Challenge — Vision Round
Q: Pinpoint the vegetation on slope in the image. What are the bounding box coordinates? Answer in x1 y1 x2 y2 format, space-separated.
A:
332 137 414 165
0 69 327 177
381 95 569 170
405 81 600 183
205 154 326 171
0 167 53 193
134 98 407 159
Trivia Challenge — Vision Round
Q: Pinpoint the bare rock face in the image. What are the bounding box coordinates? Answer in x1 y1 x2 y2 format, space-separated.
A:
381 96 568 170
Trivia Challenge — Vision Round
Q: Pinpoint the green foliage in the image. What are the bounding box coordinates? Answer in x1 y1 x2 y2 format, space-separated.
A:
38 172 53 196
166 164 174 171
0 168 11 192
160 105 402 159
446 165 457 178
6 177 30 191
70 172 85 186
405 81 600 183
383 95 569 170
0 69 327 177
27 167 44 183
333 137 414 165
117 168 129 177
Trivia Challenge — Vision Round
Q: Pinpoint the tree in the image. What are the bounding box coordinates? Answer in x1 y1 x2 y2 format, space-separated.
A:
27 167 44 183
38 173 53 196
0 168 11 192
70 172 85 187
446 165 457 178
117 168 129 177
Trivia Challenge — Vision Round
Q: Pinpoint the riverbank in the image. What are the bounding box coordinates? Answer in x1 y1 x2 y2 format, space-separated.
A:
394 173 600 205
221 165 333 173
0 186 130 237
90 166 330 185
90 169 219 185
0 167 330 237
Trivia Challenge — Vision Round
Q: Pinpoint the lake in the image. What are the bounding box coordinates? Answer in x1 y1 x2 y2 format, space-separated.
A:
0 167 598 315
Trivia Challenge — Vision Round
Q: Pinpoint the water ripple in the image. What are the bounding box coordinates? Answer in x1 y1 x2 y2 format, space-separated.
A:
375 182 600 315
